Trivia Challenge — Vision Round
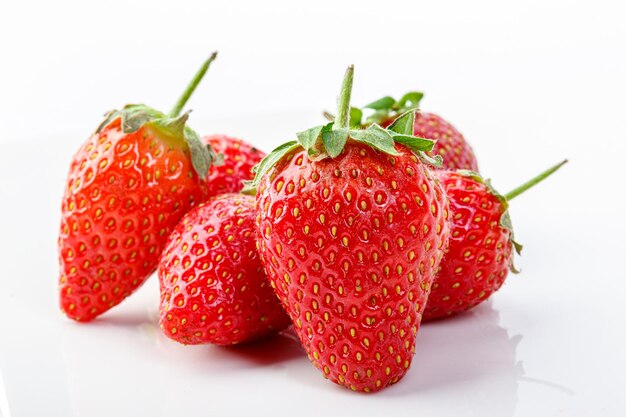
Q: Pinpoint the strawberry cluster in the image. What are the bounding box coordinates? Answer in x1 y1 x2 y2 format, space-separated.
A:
57 57 566 393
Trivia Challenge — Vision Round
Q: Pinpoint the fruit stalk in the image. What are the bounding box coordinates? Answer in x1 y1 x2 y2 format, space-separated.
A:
334 65 354 130
169 52 218 117
504 159 568 201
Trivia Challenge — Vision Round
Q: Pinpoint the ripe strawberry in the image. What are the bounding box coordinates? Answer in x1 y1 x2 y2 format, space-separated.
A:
202 135 265 197
354 92 479 171
158 193 290 345
251 67 450 392
424 160 567 321
58 54 220 322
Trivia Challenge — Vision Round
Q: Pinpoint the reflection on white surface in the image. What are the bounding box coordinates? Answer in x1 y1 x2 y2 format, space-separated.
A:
405 303 523 415
49 285 527 417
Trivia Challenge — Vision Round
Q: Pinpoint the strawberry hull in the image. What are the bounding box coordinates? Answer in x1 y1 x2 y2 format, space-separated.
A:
255 143 450 392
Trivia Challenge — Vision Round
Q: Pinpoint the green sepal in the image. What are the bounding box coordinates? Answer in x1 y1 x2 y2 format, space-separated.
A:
349 107 363 128
242 140 300 194
397 91 424 109
361 91 424 126
416 151 443 168
364 96 396 111
387 111 436 153
246 72 436 193
183 124 220 177
350 124 399 156
500 211 523 254
296 125 325 150
456 170 522 273
96 104 163 134
95 104 217 179
322 125 349 158
387 110 415 136
392 135 436 152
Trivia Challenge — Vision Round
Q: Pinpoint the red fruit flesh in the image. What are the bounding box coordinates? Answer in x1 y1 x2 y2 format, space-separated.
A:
256 142 450 392
58 118 206 321
412 112 478 171
203 135 265 197
423 171 512 321
159 193 290 345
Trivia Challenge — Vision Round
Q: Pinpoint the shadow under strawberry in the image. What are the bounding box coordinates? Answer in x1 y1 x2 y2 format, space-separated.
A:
218 328 305 367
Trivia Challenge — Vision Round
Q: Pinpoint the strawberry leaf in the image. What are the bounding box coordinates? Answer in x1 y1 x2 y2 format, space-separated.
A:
148 111 218 179
97 104 218 179
387 110 415 136
396 91 424 109
322 125 349 158
364 96 396 111
350 107 363 128
296 125 324 150
416 151 443 168
121 105 165 133
183 125 220 178
359 91 425 127
243 140 300 194
349 124 399 156
392 134 436 152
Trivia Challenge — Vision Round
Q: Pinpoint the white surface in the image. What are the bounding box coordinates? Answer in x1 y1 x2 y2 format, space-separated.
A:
1 0 625 416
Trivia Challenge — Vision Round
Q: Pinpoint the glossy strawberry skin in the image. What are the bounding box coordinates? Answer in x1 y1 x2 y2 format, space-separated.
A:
158 193 290 345
58 118 207 321
423 171 512 321
256 142 450 392
202 135 265 197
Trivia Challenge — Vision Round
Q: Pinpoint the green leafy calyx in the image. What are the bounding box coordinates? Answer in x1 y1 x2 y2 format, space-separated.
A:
96 104 218 179
358 91 424 125
94 53 221 179
246 68 438 193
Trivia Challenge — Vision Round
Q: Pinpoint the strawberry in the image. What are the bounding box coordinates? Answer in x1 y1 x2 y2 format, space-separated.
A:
202 135 265 197
158 193 290 345
351 92 479 171
424 160 567 321
250 67 450 392
58 54 220 321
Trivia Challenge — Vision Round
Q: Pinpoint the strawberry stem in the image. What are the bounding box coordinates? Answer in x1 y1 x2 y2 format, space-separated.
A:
504 159 568 201
169 52 218 117
334 65 354 130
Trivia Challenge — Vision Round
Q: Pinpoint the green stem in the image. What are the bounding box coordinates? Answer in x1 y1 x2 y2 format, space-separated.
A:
504 159 568 201
169 52 218 117
334 65 354 130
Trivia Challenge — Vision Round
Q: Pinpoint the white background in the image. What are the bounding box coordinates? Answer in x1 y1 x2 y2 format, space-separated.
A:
1 0 625 416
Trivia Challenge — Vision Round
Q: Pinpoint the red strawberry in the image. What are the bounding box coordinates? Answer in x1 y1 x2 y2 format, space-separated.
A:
354 92 478 171
251 67 450 392
202 135 265 197
424 160 567 321
158 193 290 345
58 54 219 321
